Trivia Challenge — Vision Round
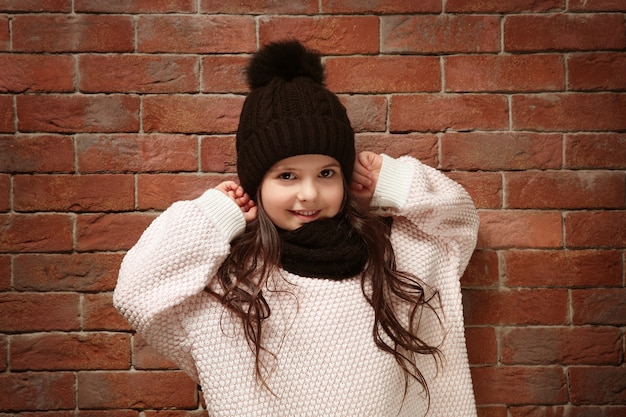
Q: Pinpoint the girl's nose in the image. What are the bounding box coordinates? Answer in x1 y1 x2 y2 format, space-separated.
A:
297 179 318 201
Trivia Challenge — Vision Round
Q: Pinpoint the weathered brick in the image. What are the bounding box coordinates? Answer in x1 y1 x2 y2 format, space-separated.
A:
565 133 626 169
201 55 249 93
441 132 562 171
0 213 73 253
75 0 196 13
77 371 198 409
322 0 440 13
13 15 134 52
463 288 568 326
143 95 243 134
326 56 440 93
138 173 230 210
79 55 199 93
0 135 74 173
0 95 13 132
83 293 133 332
14 174 135 212
447 171 503 209
341 95 387 132
505 14 626 52
569 366 626 405
391 94 509 133
510 405 626 417
0 413 76 417
477 210 563 249
505 170 625 209
76 213 157 252
0 16 7 51
465 327 497 365
381 15 500 54
0 293 79 332
508 406 566 417
501 327 622 365
572 288 626 326
568 52 626 91
461 249 500 287
17 94 140 133
512 93 626 131
137 15 256 53
76 410 137 417
200 135 237 173
143 411 206 417
0 0 71 12
0 255 9 290
0 372 75 411
11 332 131 371
133 334 178 370
445 55 565 92
0 54 75 93
258 16 380 55
471 366 567 405
13 253 123 292
565 211 626 248
355 133 439 167
201 0 316 14
504 249 623 288
477 406 508 417
76 134 198 173
569 0 626 11
446 0 564 12
0 174 9 212
0 335 6 371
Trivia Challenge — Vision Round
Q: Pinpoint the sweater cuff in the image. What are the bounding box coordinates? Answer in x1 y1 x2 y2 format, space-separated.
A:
194 189 246 242
371 154 413 210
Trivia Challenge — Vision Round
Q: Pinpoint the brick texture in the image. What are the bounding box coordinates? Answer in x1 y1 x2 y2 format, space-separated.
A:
1 2 624 415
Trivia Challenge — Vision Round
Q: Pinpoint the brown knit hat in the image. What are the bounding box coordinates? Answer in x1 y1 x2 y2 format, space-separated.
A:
236 40 355 198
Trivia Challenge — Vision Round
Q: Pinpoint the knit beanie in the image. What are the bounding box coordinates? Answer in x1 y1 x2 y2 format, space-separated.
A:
236 40 356 198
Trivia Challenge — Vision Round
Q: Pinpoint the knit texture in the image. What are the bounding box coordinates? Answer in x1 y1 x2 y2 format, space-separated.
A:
114 156 480 417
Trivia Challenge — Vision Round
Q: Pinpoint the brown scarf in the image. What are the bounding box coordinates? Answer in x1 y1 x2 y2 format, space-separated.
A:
277 217 368 280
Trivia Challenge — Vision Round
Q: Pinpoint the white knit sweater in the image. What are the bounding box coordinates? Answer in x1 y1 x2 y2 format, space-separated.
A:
114 155 480 417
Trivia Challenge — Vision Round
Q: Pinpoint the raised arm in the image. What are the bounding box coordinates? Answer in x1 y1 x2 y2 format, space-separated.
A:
113 187 247 380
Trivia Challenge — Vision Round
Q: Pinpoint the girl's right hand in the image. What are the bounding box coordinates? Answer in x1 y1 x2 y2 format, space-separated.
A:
215 181 258 222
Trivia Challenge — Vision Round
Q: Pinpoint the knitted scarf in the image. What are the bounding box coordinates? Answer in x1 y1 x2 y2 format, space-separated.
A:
277 217 368 280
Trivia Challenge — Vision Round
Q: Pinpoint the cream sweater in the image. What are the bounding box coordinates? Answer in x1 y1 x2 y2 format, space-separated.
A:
114 155 479 417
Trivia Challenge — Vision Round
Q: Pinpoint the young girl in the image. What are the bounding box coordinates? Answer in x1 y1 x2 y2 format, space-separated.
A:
114 40 479 416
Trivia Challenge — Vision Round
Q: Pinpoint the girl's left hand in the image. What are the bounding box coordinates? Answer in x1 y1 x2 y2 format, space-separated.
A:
350 151 382 203
215 181 258 222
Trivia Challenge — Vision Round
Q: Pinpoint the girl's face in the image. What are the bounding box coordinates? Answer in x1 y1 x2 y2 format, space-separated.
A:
260 154 345 231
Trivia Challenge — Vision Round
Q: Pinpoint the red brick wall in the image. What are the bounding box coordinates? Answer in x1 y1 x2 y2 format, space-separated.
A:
1 1 625 416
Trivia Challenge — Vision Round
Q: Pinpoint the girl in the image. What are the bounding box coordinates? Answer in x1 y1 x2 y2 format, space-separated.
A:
114 40 479 416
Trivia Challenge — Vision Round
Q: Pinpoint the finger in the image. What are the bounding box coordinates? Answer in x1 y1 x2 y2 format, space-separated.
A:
243 205 258 222
351 171 372 188
234 186 245 198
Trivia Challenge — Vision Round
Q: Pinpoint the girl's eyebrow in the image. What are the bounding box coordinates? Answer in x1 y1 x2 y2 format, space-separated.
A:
268 162 340 172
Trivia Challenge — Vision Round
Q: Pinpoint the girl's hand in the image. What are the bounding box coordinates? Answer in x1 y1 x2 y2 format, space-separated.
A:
350 151 383 203
215 181 257 222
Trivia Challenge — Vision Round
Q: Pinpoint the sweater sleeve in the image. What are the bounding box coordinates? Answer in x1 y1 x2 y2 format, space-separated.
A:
372 154 479 278
372 155 480 416
113 189 246 382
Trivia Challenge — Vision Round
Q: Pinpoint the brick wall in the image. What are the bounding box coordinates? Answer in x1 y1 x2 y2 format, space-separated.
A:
1 1 625 416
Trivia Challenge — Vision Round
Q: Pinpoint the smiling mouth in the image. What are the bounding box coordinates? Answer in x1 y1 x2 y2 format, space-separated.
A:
291 210 320 218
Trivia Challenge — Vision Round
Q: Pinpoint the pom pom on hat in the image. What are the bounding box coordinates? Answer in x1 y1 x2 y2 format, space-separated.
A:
236 40 355 198
246 40 325 89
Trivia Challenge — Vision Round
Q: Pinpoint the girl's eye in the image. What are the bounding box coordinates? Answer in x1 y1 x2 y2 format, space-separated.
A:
278 172 295 180
319 169 335 178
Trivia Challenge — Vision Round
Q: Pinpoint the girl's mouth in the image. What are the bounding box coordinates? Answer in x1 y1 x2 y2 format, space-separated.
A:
291 210 320 219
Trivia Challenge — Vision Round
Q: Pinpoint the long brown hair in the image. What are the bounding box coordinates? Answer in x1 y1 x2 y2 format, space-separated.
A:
206 184 442 400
